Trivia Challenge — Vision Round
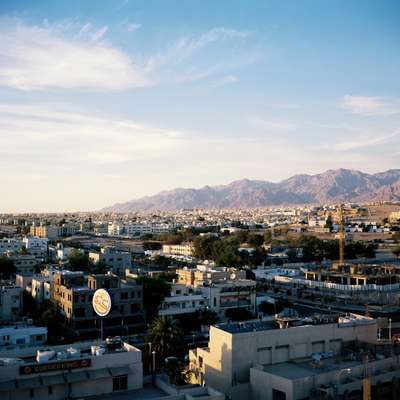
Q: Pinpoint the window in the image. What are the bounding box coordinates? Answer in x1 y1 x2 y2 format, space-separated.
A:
120 292 128 300
130 291 135 298
29 389 34 398
272 389 286 400
113 375 128 391
48 386 53 395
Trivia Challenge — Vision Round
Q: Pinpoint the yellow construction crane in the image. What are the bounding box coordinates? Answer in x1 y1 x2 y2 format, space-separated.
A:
338 205 345 266
362 355 371 400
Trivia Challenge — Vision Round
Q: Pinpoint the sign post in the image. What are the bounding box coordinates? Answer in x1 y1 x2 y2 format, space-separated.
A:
92 288 112 341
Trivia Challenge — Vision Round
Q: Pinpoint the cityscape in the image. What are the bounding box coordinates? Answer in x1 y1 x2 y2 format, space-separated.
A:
1 1 400 400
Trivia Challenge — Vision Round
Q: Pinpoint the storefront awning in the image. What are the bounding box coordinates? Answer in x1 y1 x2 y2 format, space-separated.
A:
109 366 129 376
41 374 65 385
17 377 42 389
64 371 88 383
88 368 111 380
0 380 16 391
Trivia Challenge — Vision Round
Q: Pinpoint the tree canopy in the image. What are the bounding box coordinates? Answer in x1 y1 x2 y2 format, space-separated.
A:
0 256 16 279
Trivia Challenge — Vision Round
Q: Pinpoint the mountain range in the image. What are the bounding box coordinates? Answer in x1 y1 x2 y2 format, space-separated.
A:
101 169 400 212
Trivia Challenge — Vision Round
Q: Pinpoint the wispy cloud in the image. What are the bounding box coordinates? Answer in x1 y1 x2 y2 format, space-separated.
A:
340 95 400 116
210 75 239 87
0 19 150 91
333 131 400 151
0 19 253 91
126 23 141 32
248 115 297 131
0 103 183 164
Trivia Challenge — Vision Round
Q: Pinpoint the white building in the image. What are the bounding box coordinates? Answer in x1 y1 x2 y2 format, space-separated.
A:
89 247 132 276
0 325 47 348
0 284 23 323
0 238 22 254
159 284 208 317
0 340 143 399
23 236 48 252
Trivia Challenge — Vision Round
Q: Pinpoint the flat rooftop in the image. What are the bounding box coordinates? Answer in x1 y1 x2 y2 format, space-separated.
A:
262 358 361 380
216 313 373 334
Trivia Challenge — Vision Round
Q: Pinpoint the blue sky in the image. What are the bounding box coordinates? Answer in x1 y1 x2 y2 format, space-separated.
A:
0 0 399 212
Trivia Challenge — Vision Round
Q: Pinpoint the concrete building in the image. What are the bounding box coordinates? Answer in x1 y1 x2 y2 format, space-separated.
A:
176 265 246 288
0 340 143 400
159 283 208 317
0 339 224 400
173 266 255 319
89 247 132 276
0 284 23 323
31 275 52 303
163 242 194 257
22 236 48 252
189 313 380 399
51 272 144 339
0 238 22 254
108 222 172 237
205 279 256 318
0 324 47 349
389 211 400 223
8 254 37 274
30 225 61 239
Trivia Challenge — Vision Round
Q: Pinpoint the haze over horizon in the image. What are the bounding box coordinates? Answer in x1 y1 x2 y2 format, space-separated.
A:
0 0 399 213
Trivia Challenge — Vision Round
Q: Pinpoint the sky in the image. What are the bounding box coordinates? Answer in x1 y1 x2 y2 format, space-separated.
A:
0 0 399 213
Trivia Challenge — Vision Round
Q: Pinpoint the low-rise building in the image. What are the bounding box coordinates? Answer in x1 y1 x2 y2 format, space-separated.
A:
0 339 143 399
89 247 132 276
0 238 22 254
0 339 224 400
0 324 47 349
8 254 37 274
205 279 256 318
189 313 380 400
51 272 144 339
159 284 208 317
162 242 194 257
22 236 48 252
0 284 23 323
30 225 61 239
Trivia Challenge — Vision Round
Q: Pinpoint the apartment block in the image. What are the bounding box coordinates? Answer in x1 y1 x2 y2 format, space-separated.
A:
51 272 144 339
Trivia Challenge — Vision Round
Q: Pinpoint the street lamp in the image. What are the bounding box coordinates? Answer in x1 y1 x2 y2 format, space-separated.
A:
152 350 156 373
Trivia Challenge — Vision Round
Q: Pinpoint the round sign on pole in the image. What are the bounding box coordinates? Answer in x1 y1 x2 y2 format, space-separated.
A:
92 289 112 317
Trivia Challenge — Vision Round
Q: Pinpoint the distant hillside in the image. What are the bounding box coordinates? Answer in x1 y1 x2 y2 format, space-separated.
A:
101 168 400 212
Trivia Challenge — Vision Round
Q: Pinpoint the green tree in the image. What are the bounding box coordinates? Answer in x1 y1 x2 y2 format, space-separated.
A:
136 276 170 322
68 249 90 271
393 232 400 243
148 317 183 360
37 301 67 342
164 357 193 385
0 256 16 279
263 230 272 244
393 246 400 259
247 234 264 248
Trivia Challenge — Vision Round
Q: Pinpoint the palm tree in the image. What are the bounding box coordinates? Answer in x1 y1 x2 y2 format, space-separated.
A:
393 246 400 259
149 316 183 360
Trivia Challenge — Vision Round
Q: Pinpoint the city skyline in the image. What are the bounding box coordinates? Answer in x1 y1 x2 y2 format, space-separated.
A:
1 0 399 212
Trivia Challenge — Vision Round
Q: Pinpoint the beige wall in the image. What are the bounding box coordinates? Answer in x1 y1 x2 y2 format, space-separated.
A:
191 318 377 400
